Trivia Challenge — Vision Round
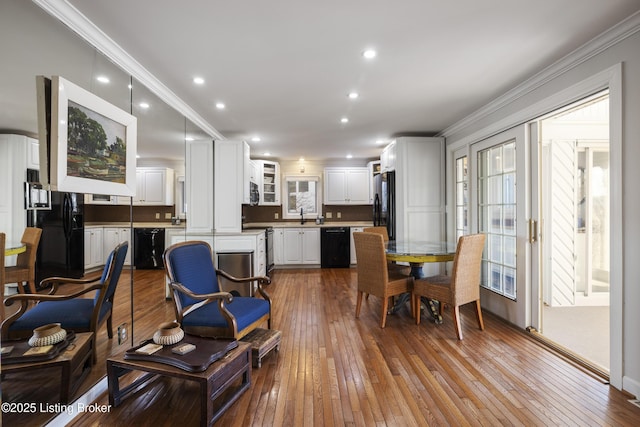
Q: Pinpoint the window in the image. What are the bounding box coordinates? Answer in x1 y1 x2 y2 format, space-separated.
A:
478 141 517 299
455 156 468 241
284 175 319 217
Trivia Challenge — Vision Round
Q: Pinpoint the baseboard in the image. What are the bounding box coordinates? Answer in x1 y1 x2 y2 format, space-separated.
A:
623 375 640 400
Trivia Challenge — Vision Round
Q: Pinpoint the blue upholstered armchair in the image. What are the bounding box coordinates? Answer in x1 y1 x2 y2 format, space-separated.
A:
163 240 272 339
2 241 128 363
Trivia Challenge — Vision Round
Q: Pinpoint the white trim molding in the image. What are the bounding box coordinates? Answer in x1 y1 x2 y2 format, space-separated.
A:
32 0 224 140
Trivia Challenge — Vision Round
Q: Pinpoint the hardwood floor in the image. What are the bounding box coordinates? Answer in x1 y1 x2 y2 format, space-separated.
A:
5 267 640 426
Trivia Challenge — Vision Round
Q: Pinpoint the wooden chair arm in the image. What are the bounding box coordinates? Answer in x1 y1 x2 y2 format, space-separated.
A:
40 273 103 294
170 281 234 319
3 284 104 307
216 269 271 285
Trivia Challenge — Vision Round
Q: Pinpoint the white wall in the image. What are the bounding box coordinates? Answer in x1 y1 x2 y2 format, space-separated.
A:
444 17 640 397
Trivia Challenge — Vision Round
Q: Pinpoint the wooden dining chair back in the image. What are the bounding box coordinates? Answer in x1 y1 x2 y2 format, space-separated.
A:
353 232 413 328
412 233 486 339
4 227 42 294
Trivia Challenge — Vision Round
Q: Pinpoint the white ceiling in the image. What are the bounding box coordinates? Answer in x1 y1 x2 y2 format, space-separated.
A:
5 1 640 162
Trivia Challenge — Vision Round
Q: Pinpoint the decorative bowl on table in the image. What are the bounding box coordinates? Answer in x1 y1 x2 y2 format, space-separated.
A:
153 321 184 345
28 323 67 347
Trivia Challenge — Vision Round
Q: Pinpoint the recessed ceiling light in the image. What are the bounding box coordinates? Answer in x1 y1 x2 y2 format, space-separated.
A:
341 117 349 123
251 136 261 142
348 92 359 99
139 102 150 109
363 49 377 59
376 139 386 144
136 154 141 159
96 76 110 84
215 102 226 110
263 152 271 156
193 77 205 85
346 154 353 159
185 137 194 141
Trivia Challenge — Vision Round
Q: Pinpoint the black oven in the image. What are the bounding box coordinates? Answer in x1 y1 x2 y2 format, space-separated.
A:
265 227 274 275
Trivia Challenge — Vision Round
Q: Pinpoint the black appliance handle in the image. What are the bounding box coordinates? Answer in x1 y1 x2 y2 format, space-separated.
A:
63 193 72 240
373 194 381 226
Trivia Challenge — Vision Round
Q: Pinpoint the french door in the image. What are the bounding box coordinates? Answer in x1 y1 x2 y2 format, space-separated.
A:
469 125 529 327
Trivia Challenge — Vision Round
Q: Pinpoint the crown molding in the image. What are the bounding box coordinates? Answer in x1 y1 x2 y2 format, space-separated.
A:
32 0 224 140
440 10 640 139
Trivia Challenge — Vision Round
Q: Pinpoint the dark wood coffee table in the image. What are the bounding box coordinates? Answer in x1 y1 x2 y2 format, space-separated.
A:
1 332 94 404
107 340 251 426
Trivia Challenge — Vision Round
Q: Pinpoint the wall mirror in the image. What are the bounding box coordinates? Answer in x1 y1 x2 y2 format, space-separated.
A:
0 2 206 424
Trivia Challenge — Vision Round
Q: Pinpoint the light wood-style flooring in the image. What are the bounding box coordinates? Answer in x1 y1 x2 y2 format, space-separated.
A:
4 267 640 426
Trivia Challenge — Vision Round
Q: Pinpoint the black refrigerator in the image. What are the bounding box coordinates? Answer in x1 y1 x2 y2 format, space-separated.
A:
372 170 396 241
27 190 84 287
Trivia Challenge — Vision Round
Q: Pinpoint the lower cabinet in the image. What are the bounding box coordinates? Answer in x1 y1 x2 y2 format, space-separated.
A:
84 227 103 270
350 227 364 264
103 227 132 266
281 227 320 265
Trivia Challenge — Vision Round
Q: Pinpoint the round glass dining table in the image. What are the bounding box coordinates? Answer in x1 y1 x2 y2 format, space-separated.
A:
385 240 455 278
385 240 455 321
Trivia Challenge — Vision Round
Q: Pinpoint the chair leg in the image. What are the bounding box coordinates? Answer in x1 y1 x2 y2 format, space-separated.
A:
107 314 113 339
380 297 388 328
475 299 485 331
413 294 421 325
355 291 364 318
452 305 463 340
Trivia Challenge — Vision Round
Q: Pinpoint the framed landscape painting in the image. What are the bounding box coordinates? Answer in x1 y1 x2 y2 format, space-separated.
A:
48 75 137 196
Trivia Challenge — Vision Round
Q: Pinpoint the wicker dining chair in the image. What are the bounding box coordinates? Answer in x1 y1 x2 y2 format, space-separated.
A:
362 226 409 276
353 232 413 328
412 233 486 339
4 227 42 294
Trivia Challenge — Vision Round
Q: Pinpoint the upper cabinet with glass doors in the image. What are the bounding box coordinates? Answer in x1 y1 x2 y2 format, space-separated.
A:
256 160 280 205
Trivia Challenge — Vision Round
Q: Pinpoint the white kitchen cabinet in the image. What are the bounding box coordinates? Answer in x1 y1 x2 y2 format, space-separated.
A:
273 228 284 265
132 167 175 205
350 226 364 264
186 140 214 233
84 226 104 270
214 140 246 233
391 137 445 277
256 160 280 205
380 140 396 172
324 167 370 205
103 227 132 265
282 227 320 265
27 137 39 170
0 134 31 245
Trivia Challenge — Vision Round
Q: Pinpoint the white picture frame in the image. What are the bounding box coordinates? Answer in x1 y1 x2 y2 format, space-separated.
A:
48 75 137 196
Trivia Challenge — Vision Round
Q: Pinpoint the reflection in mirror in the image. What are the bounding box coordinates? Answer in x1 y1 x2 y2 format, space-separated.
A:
1 3 135 426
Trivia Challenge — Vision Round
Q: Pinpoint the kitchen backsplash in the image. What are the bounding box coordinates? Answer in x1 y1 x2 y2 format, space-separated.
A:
85 205 176 223
242 204 373 223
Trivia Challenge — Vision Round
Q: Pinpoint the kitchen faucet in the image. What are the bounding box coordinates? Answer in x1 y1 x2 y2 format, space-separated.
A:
300 208 305 224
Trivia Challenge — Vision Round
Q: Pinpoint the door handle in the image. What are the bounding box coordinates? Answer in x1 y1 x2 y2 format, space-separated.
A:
528 219 538 244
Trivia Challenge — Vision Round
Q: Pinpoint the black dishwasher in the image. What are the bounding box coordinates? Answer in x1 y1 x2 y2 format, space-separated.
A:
134 228 165 269
321 227 350 268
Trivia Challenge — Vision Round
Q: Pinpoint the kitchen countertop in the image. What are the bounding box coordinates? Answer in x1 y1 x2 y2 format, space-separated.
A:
243 221 373 228
85 222 186 229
